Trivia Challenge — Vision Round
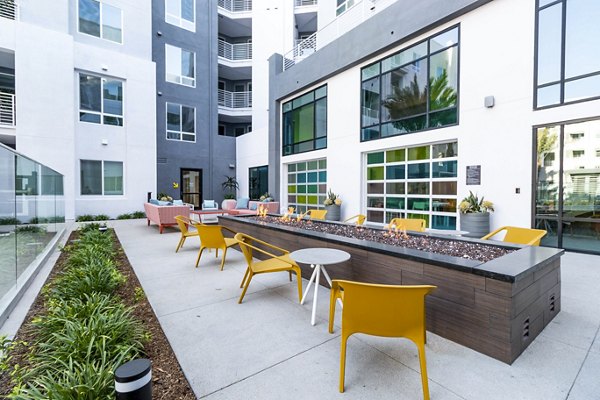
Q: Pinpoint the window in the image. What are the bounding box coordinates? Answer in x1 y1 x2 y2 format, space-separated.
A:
360 26 459 142
79 73 123 126
596 149 600 157
165 0 195 31
80 160 123 195
249 165 268 200
572 150 585 158
234 127 247 137
336 0 355 16
166 44 195 87
282 85 327 156
287 159 327 214
166 102 195 142
365 141 458 229
78 0 122 43
535 0 600 108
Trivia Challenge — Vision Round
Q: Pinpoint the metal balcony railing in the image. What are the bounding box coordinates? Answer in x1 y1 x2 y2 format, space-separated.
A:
218 89 252 109
218 40 253 61
0 0 17 20
295 0 317 6
218 0 252 12
284 0 397 70
0 92 15 126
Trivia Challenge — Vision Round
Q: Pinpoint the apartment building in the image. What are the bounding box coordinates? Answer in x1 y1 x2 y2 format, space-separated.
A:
0 0 156 220
249 0 600 254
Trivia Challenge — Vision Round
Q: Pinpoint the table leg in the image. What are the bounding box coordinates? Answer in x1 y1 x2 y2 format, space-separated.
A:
311 265 321 326
300 264 317 305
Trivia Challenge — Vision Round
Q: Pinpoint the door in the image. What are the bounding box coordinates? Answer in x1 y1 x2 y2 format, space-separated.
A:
181 169 202 209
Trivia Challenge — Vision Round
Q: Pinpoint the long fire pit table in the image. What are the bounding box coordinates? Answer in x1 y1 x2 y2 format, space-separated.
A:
218 214 564 364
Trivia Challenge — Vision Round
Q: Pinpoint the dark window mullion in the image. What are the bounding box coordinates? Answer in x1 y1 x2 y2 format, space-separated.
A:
559 0 566 104
557 124 565 248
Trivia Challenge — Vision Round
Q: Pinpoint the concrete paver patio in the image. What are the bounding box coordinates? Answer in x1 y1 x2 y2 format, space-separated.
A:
3 219 599 399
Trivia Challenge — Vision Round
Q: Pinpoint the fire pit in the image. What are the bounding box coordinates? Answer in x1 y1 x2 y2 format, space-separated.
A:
219 213 564 364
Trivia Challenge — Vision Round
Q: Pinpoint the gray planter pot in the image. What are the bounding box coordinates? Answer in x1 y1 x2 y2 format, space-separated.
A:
325 205 341 221
460 212 490 238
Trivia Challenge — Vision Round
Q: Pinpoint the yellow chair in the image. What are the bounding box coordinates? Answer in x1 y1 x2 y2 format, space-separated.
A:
234 232 302 304
343 214 366 226
174 215 201 252
195 225 238 270
328 280 436 397
307 209 327 220
481 226 547 246
387 217 426 232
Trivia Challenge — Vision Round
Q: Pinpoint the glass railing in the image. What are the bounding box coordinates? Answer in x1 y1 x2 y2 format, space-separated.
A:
0 143 65 319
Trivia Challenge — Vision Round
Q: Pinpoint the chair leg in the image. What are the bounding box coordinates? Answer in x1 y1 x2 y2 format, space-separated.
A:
339 333 350 393
215 248 219 258
238 271 254 303
220 248 228 271
417 342 431 400
175 236 185 253
240 267 250 288
295 268 302 303
288 271 292 281
195 247 206 268
328 290 337 334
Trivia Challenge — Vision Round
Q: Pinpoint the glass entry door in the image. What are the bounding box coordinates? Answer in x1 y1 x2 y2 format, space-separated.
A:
181 169 202 209
535 120 600 253
249 165 268 200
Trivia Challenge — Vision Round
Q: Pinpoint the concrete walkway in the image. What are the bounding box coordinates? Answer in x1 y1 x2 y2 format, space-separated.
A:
5 219 598 399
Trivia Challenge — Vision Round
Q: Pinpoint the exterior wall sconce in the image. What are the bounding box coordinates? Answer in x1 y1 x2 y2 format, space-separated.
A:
484 96 495 108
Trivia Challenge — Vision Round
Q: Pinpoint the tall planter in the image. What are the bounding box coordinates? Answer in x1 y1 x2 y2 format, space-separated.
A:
325 205 341 221
460 212 490 238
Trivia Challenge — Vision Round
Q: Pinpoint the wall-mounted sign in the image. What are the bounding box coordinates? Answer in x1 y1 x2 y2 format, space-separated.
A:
466 165 481 185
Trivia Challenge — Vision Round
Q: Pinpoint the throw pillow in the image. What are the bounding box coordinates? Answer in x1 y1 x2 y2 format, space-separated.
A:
235 197 250 209
249 202 258 211
173 200 183 205
149 199 160 205
158 200 172 206
203 200 216 209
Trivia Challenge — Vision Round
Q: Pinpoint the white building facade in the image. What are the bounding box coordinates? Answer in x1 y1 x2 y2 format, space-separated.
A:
0 0 156 220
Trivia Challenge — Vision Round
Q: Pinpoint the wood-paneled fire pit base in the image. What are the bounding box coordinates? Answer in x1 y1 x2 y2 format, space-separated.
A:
219 215 564 364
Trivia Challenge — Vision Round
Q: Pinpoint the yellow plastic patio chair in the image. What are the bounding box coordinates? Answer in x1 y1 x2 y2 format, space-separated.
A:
174 215 201 252
387 217 426 232
195 224 239 270
343 214 366 226
234 232 302 304
481 226 547 246
307 209 327 220
328 280 436 398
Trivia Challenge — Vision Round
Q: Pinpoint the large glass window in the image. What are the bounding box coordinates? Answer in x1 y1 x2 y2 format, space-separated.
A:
535 0 600 108
80 160 123 195
365 141 458 229
535 120 600 253
79 73 123 126
287 159 327 213
165 0 195 31
166 44 196 87
336 0 355 16
360 26 459 141
166 102 195 142
249 165 268 200
78 0 122 43
282 85 327 156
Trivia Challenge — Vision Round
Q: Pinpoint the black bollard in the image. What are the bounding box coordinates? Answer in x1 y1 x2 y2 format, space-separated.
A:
115 358 152 400
147 192 152 202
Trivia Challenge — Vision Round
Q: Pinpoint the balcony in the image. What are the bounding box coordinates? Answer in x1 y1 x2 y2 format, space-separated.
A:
218 0 252 13
218 40 252 61
295 0 317 6
0 0 17 20
218 89 251 120
0 92 15 127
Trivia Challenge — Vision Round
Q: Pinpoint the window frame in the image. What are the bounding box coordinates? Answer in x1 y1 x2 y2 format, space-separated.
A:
534 0 600 109
80 159 124 196
165 102 196 143
165 44 196 88
78 72 125 126
77 0 123 44
165 0 196 32
336 0 355 16
360 25 460 142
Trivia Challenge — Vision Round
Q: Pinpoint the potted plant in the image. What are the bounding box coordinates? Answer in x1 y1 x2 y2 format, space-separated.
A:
259 192 273 202
459 191 494 238
323 189 342 221
221 176 239 208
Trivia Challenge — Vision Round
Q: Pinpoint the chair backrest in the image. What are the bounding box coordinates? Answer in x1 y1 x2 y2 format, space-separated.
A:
307 209 327 220
202 200 218 210
481 226 547 246
197 224 226 248
235 232 256 266
344 214 366 226
388 218 426 232
174 215 193 234
335 280 436 341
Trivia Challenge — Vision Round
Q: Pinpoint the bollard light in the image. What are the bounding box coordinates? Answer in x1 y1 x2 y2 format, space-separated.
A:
115 358 152 400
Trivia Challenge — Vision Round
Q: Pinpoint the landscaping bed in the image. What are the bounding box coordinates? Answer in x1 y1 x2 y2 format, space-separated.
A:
0 225 194 399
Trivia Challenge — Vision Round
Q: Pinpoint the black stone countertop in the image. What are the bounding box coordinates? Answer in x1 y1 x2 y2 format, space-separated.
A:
219 215 565 283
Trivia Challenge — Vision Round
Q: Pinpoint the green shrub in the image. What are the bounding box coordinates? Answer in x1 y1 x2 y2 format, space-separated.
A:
15 225 47 234
0 217 21 225
116 213 132 220
95 214 110 221
76 215 95 222
131 211 146 219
